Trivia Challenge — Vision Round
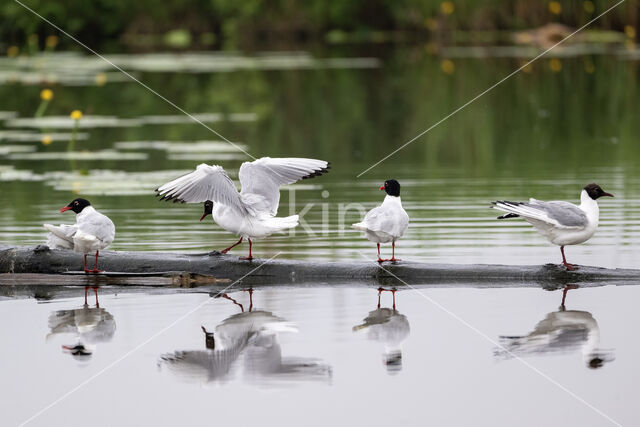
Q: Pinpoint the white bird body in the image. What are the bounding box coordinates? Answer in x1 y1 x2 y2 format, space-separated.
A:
45 206 114 254
353 195 409 244
211 203 299 240
156 157 329 258
72 206 115 254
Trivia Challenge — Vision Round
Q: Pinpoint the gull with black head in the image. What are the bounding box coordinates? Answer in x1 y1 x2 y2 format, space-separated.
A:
47 198 115 273
156 157 330 260
492 183 613 270
353 179 409 263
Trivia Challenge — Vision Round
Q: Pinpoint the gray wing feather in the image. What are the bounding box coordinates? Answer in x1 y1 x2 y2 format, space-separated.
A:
529 199 587 227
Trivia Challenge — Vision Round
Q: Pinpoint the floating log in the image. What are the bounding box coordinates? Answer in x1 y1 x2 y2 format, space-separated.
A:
0 245 638 287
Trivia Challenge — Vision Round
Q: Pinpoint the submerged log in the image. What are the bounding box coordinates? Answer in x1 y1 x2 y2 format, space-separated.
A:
0 245 638 287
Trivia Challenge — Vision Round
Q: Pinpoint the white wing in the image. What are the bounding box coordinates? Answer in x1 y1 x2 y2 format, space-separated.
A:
156 164 246 213
78 211 116 246
238 157 330 215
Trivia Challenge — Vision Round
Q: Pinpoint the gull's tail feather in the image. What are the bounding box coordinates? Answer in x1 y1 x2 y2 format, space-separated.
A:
44 223 77 249
265 214 299 232
352 222 368 231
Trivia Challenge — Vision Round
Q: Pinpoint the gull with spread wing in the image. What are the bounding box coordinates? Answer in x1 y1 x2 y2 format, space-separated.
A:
156 157 330 260
492 183 613 270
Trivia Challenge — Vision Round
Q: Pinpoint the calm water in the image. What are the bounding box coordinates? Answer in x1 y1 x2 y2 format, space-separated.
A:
0 47 639 267
1 284 638 426
1 46 639 426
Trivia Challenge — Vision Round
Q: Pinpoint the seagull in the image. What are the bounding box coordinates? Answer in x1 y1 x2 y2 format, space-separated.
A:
156 157 330 260
47 288 116 359
353 288 410 373
49 198 115 273
491 183 613 270
352 179 409 262
495 286 614 369
160 290 331 384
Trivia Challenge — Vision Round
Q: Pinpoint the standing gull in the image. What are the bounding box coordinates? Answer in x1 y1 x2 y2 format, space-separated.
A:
156 157 330 260
352 179 409 263
46 198 115 273
491 183 613 270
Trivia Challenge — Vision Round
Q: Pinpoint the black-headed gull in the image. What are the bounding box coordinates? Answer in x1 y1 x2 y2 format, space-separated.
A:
156 157 330 260
353 288 410 373
492 183 613 270
495 286 614 369
160 290 331 384
352 179 409 263
47 288 116 358
53 198 115 273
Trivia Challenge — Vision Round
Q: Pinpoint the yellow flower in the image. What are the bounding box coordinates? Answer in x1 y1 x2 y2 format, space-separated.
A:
45 35 59 48
549 58 562 72
625 25 636 39
70 110 83 120
7 46 19 57
440 1 455 15
41 135 52 145
27 34 38 45
95 72 108 86
40 89 53 101
441 59 455 74
583 1 595 13
520 61 533 73
548 1 562 15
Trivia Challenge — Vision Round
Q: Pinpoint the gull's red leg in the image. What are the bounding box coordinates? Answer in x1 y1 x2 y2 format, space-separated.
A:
84 286 89 305
221 237 243 254
560 246 578 271
89 251 103 274
391 289 396 310
247 289 254 312
377 287 382 308
389 241 401 262
221 293 244 312
93 287 99 307
377 243 384 263
83 254 90 274
560 284 579 309
240 239 253 261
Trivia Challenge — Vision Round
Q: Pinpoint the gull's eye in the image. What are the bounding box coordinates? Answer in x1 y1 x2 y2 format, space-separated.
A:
74 201 78 205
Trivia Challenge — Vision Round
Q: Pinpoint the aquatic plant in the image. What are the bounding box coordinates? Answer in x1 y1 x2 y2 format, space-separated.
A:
68 110 82 152
34 89 53 118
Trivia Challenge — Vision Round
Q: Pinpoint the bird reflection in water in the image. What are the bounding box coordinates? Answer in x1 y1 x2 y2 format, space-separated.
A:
46 286 116 359
495 285 614 369
159 289 332 385
353 287 410 374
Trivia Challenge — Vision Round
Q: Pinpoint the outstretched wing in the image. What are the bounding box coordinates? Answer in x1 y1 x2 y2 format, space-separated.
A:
238 157 330 215
492 199 587 228
156 164 246 213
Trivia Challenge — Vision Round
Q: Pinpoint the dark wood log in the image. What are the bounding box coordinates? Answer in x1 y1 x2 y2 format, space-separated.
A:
0 245 638 287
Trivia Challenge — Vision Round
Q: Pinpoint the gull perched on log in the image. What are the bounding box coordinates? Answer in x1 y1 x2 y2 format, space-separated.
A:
156 157 330 260
492 183 613 270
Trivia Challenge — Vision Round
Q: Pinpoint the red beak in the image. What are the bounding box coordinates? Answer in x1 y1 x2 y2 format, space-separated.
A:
379 186 385 190
200 213 208 222
603 192 614 197
60 206 72 213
